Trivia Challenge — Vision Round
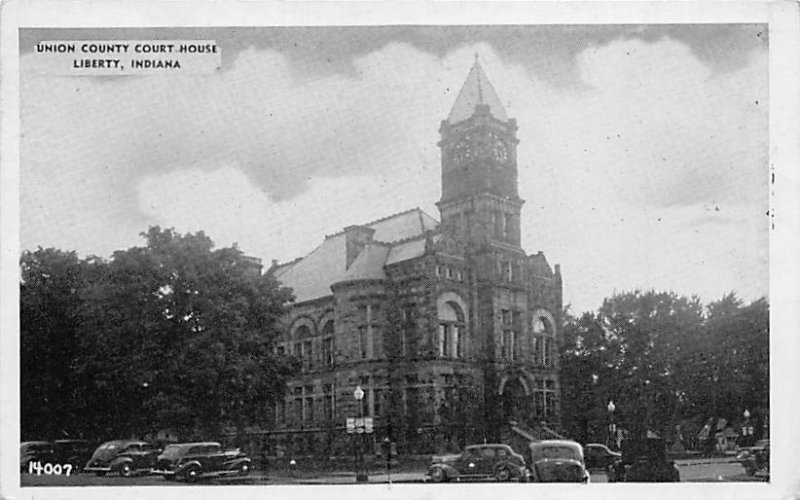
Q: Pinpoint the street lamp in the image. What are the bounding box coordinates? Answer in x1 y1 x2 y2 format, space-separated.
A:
607 401 616 450
743 409 752 447
354 386 368 483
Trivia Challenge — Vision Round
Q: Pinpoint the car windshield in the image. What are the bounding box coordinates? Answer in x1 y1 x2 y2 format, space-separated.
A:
22 443 51 452
532 445 581 461
159 445 184 459
91 442 122 459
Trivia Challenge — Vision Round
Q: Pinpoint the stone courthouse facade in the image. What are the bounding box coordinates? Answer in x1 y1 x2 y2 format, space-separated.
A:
268 61 563 456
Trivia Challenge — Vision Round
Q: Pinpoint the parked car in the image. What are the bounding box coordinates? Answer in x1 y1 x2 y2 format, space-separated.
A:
527 440 590 483
52 439 95 471
584 443 621 470
607 437 680 482
84 440 161 477
426 444 527 483
20 441 54 472
152 442 252 482
737 439 769 476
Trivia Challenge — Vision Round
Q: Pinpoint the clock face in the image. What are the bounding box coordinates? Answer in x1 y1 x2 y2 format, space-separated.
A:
450 139 474 165
489 133 509 163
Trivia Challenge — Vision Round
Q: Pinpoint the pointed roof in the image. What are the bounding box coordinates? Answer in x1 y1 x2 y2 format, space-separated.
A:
447 56 508 124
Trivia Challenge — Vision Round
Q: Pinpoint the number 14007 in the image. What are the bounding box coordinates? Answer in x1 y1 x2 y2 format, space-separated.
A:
27 461 73 476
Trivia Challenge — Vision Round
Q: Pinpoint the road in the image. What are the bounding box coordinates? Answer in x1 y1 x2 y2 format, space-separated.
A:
21 458 762 486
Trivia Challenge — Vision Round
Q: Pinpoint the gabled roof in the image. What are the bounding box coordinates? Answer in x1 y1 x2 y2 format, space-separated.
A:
274 208 439 303
447 58 508 124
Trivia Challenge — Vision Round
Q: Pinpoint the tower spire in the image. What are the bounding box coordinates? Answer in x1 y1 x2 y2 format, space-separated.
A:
447 58 507 124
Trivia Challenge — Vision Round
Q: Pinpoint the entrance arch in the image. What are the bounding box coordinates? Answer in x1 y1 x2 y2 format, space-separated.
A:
499 376 532 425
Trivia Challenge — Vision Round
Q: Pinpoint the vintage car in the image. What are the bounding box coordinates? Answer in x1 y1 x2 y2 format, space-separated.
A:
528 440 590 483
607 437 680 482
84 440 161 477
426 444 527 483
52 439 95 471
584 443 621 470
737 439 769 476
20 441 55 472
152 442 252 482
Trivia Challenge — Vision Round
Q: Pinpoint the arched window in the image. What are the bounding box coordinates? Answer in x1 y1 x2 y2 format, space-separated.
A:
291 323 314 370
531 310 556 367
436 293 467 358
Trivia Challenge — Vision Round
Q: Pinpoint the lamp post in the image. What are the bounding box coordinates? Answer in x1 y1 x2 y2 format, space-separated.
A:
607 401 616 450
743 409 751 447
354 385 368 483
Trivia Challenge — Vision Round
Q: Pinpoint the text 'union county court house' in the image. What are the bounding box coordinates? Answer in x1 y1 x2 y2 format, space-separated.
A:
268 60 563 456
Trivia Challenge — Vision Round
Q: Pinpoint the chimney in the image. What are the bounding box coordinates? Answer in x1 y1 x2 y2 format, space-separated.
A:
344 225 375 269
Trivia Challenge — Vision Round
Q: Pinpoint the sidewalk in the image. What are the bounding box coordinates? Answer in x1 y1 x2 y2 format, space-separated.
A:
244 471 424 484
674 456 740 467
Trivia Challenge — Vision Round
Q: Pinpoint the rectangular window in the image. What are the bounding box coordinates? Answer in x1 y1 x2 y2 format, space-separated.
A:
304 340 313 368
503 330 515 361
294 342 302 358
324 395 333 421
322 337 334 366
534 391 544 417
276 399 286 423
435 265 442 276
438 324 450 357
544 338 553 366
305 397 314 422
505 262 513 281
533 337 542 366
294 398 303 421
501 309 512 326
512 311 522 328
276 345 285 356
374 390 382 417
359 326 368 359
452 326 460 358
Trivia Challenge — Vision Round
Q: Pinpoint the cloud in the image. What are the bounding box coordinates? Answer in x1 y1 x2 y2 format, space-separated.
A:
20 32 768 313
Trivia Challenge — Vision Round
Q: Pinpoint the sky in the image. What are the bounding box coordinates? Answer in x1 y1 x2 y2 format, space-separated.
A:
19 25 769 315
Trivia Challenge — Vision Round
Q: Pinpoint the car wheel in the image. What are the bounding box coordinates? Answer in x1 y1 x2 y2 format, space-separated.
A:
119 463 133 478
495 465 512 482
430 467 447 483
238 463 250 476
183 465 201 483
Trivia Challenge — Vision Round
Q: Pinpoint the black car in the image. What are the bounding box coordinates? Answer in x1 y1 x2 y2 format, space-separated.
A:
84 440 161 477
426 444 527 483
20 441 54 472
584 443 621 470
152 442 252 482
528 440 590 483
608 437 679 482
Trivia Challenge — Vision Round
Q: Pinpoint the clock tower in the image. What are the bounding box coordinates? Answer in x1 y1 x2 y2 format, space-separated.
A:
437 58 523 249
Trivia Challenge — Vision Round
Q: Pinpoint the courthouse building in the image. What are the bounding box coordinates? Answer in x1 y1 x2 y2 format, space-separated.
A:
268 61 563 456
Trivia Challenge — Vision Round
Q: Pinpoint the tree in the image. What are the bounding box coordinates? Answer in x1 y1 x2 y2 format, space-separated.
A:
560 290 770 447
75 227 296 440
20 248 102 439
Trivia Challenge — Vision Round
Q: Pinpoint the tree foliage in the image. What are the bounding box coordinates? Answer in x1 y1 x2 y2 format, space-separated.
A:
20 227 296 441
560 290 769 445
